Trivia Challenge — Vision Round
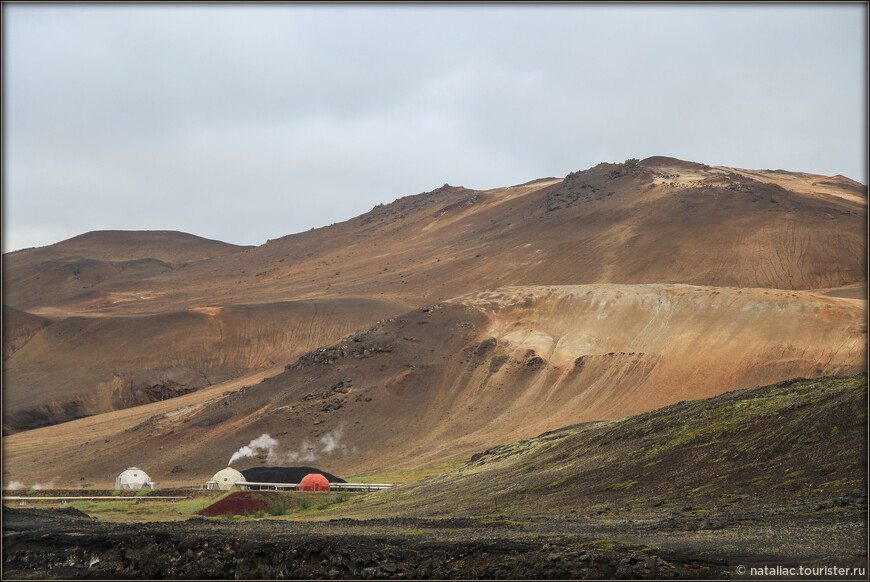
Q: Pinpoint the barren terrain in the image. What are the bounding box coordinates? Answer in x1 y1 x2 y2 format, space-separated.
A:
3 284 865 487
3 157 866 435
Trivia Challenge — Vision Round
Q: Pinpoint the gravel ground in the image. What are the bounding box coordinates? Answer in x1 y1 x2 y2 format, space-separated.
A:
4 505 867 580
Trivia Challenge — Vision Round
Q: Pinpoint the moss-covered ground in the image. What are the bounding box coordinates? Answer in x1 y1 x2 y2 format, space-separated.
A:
327 374 867 519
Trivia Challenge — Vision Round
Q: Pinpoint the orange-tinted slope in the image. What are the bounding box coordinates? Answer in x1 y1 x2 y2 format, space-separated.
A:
4 284 863 487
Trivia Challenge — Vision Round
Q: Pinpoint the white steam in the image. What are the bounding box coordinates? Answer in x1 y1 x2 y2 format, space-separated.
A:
228 426 348 466
318 425 346 455
228 434 279 465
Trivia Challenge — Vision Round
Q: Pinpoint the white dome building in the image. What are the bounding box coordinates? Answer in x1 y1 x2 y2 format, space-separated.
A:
115 467 154 490
207 467 245 490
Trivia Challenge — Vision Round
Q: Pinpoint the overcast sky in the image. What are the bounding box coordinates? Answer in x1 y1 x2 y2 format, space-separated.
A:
3 3 867 252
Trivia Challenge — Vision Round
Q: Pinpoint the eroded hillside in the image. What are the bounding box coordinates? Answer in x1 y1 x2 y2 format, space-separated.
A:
4 284 864 487
2 157 866 439
2 298 402 434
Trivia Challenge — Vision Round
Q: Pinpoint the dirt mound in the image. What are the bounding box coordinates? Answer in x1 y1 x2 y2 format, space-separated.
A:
197 491 291 517
241 466 346 484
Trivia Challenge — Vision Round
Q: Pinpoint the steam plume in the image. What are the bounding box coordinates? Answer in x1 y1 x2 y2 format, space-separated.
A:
227 426 348 466
319 425 346 454
228 434 279 465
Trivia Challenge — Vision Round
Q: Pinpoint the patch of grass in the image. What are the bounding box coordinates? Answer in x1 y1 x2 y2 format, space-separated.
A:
798 432 821 449
691 483 718 495
547 476 572 488
478 518 533 528
4 440 86 460
605 480 637 491
818 478 851 489
65 492 233 522
279 492 359 518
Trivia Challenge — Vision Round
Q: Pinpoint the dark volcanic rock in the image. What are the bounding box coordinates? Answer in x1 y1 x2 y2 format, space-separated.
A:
2 508 730 580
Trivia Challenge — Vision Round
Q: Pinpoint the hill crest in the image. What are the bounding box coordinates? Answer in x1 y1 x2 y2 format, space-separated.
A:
2 156 866 444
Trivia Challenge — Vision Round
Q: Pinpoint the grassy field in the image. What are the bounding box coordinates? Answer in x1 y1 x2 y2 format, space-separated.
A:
12 490 372 522
12 492 233 522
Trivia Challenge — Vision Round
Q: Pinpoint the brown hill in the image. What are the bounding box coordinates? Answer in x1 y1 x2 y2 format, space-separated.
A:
2 158 865 435
7 159 866 318
7 229 251 263
125 157 866 305
3 284 864 488
4 230 254 312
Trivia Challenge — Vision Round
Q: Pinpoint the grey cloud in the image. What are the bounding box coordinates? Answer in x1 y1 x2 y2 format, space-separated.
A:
3 3 866 252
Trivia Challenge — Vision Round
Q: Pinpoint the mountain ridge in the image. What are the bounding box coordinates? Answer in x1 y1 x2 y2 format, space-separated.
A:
2 156 866 450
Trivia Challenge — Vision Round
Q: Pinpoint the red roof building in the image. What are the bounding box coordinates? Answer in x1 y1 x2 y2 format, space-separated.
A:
299 473 330 492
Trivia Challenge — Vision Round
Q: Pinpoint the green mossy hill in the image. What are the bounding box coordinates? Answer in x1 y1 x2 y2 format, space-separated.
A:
349 374 867 518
